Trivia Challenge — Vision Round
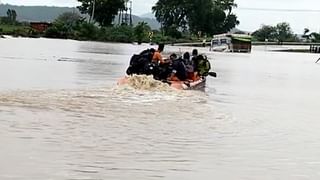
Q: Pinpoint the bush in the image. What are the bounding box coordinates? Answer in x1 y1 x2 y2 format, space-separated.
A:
44 26 61 38
101 25 134 43
134 22 151 44
76 22 99 40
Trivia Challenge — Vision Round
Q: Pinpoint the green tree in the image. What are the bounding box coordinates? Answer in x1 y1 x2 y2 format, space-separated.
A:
303 28 310 35
134 22 151 44
77 0 125 27
187 1 238 35
101 25 134 42
217 0 237 15
152 0 239 36
6 9 17 24
252 25 277 41
152 0 188 35
302 28 310 41
76 22 99 40
45 12 83 38
275 22 294 43
310 32 320 43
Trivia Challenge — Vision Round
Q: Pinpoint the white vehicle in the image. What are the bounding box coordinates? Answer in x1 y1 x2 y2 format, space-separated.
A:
210 33 252 53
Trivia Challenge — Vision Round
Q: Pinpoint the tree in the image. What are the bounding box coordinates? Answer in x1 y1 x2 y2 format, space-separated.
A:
303 28 310 35
187 0 218 34
252 25 277 41
302 28 310 41
77 0 125 27
275 22 294 43
134 22 151 44
218 0 237 15
45 12 83 38
152 0 188 35
6 9 17 24
152 0 239 36
310 32 320 43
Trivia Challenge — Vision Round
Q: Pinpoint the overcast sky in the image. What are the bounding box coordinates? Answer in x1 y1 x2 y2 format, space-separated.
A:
1 0 319 33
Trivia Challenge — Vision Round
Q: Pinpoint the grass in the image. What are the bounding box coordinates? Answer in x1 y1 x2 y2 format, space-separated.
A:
0 24 32 36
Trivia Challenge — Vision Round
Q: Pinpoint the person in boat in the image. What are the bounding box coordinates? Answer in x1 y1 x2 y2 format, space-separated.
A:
191 49 199 70
126 48 156 75
188 49 211 79
182 52 196 80
182 52 190 64
167 53 188 81
152 43 165 64
188 49 201 80
195 54 211 77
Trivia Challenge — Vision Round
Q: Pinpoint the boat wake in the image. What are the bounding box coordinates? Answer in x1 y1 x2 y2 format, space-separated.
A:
118 74 173 91
0 82 207 115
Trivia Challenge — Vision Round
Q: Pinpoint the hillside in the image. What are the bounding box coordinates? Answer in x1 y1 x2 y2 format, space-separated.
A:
140 12 155 19
0 4 76 22
0 4 160 29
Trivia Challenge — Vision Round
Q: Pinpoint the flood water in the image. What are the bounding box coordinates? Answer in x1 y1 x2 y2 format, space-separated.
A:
1 37 320 180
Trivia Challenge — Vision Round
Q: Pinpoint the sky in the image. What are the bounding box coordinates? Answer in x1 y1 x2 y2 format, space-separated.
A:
1 0 319 33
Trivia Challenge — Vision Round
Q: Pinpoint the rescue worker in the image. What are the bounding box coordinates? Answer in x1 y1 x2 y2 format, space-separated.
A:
167 53 188 81
152 43 165 64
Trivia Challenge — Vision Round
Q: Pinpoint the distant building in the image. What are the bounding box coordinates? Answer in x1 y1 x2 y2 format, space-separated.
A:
30 22 52 33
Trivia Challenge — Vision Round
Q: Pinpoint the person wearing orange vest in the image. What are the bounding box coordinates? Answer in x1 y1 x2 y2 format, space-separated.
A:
152 44 165 64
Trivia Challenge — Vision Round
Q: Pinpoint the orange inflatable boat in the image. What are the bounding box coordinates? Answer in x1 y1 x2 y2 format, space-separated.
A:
117 76 206 90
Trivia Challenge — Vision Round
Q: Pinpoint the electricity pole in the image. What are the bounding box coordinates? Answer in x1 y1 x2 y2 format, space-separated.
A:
129 1 133 26
89 0 96 24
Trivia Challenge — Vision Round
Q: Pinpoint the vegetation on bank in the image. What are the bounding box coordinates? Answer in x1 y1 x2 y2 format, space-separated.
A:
1 0 239 43
41 12 202 43
0 9 205 44
1 0 320 44
0 9 33 37
252 22 320 43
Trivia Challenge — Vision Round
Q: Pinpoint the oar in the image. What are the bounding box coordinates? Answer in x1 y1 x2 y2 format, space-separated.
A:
208 72 217 77
316 58 320 63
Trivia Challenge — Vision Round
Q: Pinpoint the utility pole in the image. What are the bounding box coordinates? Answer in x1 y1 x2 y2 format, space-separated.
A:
89 0 96 24
129 1 133 26
118 10 122 25
118 0 132 25
122 0 128 25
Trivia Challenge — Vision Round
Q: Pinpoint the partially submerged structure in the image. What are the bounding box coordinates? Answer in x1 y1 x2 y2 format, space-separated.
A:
30 22 52 33
210 33 252 53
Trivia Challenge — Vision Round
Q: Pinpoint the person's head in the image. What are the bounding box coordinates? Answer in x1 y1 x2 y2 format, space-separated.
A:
169 53 178 60
183 52 190 60
192 49 198 56
149 48 156 54
158 43 165 52
197 54 204 60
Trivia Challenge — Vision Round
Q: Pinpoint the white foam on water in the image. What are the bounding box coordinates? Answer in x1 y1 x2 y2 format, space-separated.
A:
121 75 173 91
0 81 208 115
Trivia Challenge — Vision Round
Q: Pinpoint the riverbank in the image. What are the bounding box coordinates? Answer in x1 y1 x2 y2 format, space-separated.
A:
0 24 33 37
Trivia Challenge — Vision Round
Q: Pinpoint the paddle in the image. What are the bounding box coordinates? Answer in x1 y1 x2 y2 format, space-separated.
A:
208 72 217 77
316 58 320 63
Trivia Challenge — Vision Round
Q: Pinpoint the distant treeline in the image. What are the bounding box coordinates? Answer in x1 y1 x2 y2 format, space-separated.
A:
0 4 76 22
0 4 160 29
252 22 320 43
